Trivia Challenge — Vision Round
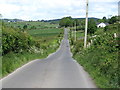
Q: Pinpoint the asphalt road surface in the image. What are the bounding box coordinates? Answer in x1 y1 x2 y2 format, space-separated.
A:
1 28 96 88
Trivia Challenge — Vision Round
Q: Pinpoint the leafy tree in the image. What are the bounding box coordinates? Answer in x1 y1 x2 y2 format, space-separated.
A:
88 19 97 35
59 16 73 27
103 16 106 20
97 19 104 23
103 16 107 23
109 16 117 24
73 19 80 26
97 17 108 23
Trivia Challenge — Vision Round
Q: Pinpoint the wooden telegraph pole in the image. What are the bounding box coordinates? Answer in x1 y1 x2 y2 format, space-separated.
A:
75 21 76 41
84 0 88 48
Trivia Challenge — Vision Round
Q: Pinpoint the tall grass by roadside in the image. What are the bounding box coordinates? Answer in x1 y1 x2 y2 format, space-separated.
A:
69 23 119 88
2 39 60 77
1 22 63 78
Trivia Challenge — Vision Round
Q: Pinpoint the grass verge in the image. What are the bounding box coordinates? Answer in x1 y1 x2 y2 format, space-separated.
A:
69 23 119 88
2 38 62 78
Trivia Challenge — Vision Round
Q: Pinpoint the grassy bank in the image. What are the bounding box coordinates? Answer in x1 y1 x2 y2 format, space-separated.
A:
2 38 61 77
69 23 119 88
2 21 63 78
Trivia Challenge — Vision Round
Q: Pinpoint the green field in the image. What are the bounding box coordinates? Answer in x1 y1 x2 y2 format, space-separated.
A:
5 21 59 30
28 28 63 37
76 30 84 38
69 28 85 41
4 21 62 39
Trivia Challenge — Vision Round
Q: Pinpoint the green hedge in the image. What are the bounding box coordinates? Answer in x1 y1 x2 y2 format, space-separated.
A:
70 23 119 88
2 26 36 55
2 25 63 78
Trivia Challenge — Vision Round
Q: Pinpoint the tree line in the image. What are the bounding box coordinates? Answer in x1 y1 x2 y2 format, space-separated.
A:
59 16 119 35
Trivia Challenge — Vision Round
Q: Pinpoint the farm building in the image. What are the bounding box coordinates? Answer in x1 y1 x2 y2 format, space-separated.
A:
97 22 109 28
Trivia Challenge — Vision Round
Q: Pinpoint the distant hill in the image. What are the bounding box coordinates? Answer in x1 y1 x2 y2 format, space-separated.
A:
43 17 99 23
1 17 99 23
1 19 25 22
74 17 99 21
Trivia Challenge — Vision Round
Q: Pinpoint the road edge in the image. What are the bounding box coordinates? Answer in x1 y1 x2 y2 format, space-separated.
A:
0 39 64 81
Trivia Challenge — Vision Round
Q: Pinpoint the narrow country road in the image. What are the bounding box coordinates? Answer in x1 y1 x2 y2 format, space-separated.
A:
1 28 96 88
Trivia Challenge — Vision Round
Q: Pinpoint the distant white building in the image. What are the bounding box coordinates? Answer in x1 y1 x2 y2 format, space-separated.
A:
97 22 109 28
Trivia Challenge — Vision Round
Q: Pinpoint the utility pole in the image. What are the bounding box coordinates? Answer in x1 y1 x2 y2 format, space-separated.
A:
74 21 76 41
84 0 88 48
72 25 74 37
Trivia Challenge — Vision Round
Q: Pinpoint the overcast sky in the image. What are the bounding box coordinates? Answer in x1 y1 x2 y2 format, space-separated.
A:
0 0 119 20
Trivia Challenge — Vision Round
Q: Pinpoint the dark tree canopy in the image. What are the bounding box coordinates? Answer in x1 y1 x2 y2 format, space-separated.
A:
59 16 73 27
109 16 117 24
88 19 97 35
59 17 82 28
103 16 107 20
102 16 107 23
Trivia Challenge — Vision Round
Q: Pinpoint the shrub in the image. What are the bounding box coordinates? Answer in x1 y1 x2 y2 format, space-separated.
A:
88 19 97 35
2 26 35 55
